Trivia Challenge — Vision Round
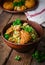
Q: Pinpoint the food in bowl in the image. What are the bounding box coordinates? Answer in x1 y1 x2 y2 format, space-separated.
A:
25 0 35 8
3 2 13 10
4 18 38 45
3 0 36 11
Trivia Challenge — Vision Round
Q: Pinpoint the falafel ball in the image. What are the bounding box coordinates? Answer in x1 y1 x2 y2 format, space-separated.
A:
3 2 13 10
25 0 35 8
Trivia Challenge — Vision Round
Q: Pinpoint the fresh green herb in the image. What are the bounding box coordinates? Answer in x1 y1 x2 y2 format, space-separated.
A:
32 51 39 59
4 34 10 40
32 50 45 63
22 25 34 33
15 55 21 61
12 18 21 26
13 0 25 7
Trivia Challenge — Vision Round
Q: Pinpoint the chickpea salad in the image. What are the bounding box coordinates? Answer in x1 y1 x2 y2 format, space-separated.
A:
4 18 38 44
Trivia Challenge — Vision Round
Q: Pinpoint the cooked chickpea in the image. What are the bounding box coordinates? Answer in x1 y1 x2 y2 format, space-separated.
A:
20 6 26 11
23 23 28 26
14 6 17 11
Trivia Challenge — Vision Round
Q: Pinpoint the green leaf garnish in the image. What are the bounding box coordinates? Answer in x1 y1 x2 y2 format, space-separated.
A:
32 50 45 63
4 34 10 40
15 55 21 61
22 25 34 33
13 0 25 7
12 18 21 26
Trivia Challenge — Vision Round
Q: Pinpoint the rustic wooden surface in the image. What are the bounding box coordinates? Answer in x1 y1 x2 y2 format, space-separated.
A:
0 7 3 14
0 8 45 65
0 10 12 65
6 49 34 65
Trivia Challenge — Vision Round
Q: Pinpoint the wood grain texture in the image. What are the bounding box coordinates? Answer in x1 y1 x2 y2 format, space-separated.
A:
0 11 12 65
9 13 27 23
6 49 34 65
31 59 45 65
0 11 12 32
0 36 11 65
0 7 3 14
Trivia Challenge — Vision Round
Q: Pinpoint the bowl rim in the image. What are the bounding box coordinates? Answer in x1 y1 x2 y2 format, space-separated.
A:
1 20 44 46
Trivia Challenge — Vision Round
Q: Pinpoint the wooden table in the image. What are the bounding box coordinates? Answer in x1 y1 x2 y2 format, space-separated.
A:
0 9 45 65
